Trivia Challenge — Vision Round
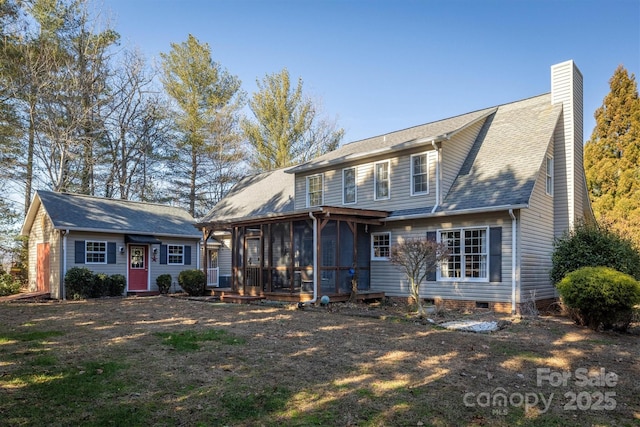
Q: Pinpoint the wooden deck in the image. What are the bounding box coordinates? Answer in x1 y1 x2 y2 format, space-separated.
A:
0 291 51 303
207 287 384 305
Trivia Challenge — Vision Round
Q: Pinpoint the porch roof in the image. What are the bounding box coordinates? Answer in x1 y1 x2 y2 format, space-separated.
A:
201 205 390 229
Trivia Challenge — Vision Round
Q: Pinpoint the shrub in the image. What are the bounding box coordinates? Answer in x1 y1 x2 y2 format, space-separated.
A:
556 266 640 331
107 274 126 296
93 273 109 298
550 221 640 285
0 272 22 296
178 270 206 296
65 267 96 300
156 274 172 294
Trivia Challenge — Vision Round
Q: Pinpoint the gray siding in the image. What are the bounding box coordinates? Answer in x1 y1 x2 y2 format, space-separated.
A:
218 235 232 281
440 120 485 198
370 212 514 302
520 141 557 301
294 147 438 212
65 232 199 293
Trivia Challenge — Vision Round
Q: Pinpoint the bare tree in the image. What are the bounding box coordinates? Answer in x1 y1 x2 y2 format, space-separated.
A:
389 238 449 317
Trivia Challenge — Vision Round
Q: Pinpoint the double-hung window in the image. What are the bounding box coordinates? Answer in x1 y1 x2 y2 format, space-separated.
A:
168 245 184 265
546 156 554 196
374 160 390 200
371 232 391 260
306 174 323 207
342 167 357 204
85 241 107 264
411 152 429 195
439 228 487 280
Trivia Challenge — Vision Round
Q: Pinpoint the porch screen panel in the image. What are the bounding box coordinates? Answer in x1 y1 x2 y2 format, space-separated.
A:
339 222 354 267
293 220 314 290
356 224 371 289
271 222 291 291
321 221 337 293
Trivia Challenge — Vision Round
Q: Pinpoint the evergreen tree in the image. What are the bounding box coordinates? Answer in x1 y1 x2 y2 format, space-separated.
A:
584 65 640 248
242 68 343 172
160 34 244 217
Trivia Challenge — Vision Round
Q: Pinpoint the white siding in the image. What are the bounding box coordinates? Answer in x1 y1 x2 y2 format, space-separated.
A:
218 236 232 285
551 60 584 235
520 141 557 301
27 205 61 298
370 212 514 302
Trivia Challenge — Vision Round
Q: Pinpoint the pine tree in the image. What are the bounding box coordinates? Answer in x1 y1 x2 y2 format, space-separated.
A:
584 65 640 248
242 68 343 172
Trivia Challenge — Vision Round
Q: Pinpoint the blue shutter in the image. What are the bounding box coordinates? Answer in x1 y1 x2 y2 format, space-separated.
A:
160 245 167 264
107 242 116 264
489 227 502 283
75 241 85 264
426 231 437 281
184 245 191 265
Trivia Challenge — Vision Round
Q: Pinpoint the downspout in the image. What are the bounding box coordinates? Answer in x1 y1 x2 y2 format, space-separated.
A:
431 140 441 213
301 211 319 306
509 209 517 314
62 229 69 300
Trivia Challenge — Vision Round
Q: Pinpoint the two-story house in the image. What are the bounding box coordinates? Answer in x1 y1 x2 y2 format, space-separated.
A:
196 60 593 313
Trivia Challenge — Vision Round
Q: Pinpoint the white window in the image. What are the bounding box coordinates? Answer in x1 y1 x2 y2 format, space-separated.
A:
342 167 357 204
411 152 429 195
168 245 184 265
306 174 323 207
546 156 554 196
371 232 391 260
374 160 390 200
86 241 106 264
439 228 488 280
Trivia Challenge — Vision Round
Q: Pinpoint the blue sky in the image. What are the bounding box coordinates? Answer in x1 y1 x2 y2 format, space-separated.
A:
98 0 638 143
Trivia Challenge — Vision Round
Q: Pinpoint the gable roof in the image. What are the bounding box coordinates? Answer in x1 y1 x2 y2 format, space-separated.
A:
196 167 295 226
435 94 562 213
286 105 497 174
21 191 201 238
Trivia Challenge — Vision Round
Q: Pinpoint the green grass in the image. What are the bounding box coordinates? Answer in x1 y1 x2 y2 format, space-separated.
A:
156 328 245 351
0 330 64 343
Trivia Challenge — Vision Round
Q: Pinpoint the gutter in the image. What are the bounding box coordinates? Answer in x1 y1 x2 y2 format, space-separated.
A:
384 203 529 222
431 140 441 213
300 211 319 307
62 229 69 300
509 209 517 314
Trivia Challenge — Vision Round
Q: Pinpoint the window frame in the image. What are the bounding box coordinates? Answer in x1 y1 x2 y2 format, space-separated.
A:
306 173 324 207
438 227 489 282
167 244 185 265
85 240 107 264
410 152 430 196
342 166 357 205
374 160 390 201
371 232 391 261
546 156 554 196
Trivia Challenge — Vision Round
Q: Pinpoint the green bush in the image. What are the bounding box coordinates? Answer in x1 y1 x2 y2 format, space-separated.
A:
65 267 96 300
178 270 206 296
107 274 126 296
156 274 172 294
0 272 22 296
94 273 110 298
550 222 640 285
557 266 640 331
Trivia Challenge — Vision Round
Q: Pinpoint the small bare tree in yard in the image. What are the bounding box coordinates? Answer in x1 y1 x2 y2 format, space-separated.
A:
390 238 449 317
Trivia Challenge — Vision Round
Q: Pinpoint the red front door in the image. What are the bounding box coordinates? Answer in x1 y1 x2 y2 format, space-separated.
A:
128 245 148 291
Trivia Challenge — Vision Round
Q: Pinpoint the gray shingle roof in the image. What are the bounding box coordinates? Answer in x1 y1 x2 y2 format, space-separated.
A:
31 191 201 238
437 94 562 212
197 167 295 225
287 106 497 174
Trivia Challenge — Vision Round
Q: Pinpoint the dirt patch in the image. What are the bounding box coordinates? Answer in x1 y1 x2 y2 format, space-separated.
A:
1 296 638 426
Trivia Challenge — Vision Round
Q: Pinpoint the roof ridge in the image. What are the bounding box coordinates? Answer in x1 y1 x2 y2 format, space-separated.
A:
37 189 186 211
